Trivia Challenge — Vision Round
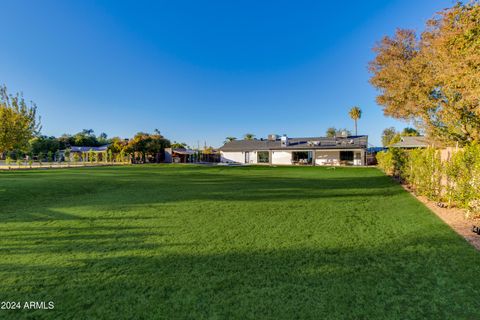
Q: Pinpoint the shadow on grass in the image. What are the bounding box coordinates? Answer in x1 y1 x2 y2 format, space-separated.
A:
1 233 480 319
0 168 404 223
1 167 479 318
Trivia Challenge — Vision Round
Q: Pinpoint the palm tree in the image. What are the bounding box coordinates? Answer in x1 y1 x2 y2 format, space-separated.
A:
224 137 237 143
244 133 255 140
348 106 362 136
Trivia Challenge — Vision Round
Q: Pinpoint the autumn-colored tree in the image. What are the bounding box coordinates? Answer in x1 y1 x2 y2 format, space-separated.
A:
125 132 171 163
203 146 214 154
348 107 362 135
108 137 127 154
0 85 41 153
369 2 480 145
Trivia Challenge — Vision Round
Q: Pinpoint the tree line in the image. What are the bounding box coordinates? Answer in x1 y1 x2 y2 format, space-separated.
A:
0 85 171 163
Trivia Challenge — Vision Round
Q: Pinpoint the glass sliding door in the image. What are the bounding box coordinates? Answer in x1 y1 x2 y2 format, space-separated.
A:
257 151 269 163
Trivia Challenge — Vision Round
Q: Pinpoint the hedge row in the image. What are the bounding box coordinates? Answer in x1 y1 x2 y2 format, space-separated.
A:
377 143 480 217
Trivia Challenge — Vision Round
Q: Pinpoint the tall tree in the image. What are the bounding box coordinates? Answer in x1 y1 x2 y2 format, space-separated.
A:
326 127 337 138
224 137 237 143
348 106 362 136
171 142 187 149
125 132 170 163
369 2 480 145
243 133 255 140
97 132 109 145
381 127 399 147
0 85 41 153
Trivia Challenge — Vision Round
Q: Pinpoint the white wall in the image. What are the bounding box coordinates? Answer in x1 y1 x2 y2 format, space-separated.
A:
222 149 365 165
271 151 292 165
220 151 257 164
249 151 257 164
315 149 365 166
221 151 245 164
354 150 364 166
315 151 340 166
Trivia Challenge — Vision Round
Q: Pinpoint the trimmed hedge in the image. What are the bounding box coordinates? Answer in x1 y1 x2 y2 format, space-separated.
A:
377 143 480 217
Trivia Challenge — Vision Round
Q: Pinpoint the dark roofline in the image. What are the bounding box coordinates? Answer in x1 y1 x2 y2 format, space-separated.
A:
219 135 368 152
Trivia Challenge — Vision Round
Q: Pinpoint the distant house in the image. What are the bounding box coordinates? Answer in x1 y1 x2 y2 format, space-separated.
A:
390 136 429 149
66 145 109 161
70 145 109 153
165 148 196 163
219 134 368 166
164 148 220 163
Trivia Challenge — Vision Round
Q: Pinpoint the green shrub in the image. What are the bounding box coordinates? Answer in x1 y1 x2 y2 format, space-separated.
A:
377 148 407 177
377 151 393 175
445 143 480 211
378 143 479 213
404 147 442 199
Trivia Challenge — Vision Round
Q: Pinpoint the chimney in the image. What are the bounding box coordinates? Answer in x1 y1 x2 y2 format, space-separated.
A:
267 134 278 141
281 135 289 147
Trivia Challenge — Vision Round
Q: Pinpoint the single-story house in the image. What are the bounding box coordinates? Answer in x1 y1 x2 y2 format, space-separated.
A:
164 148 221 163
164 148 196 163
219 134 368 166
65 145 109 161
390 136 429 149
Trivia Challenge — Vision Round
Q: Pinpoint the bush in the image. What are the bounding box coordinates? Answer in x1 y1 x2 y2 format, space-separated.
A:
444 143 480 211
378 143 479 215
403 147 442 199
377 148 407 177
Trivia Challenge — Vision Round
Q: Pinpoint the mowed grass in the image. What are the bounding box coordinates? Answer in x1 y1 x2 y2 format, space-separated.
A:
1 165 480 319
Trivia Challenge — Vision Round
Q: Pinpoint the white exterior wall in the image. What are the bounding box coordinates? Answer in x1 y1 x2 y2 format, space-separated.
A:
222 149 365 165
249 151 257 164
220 151 257 164
221 151 245 164
271 151 292 165
315 150 340 166
353 150 365 166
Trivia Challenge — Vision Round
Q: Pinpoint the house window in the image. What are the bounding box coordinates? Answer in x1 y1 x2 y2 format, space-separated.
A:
292 151 313 164
257 151 269 163
340 151 354 162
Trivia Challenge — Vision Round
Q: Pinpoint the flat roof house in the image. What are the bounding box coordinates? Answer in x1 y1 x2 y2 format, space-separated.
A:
219 134 368 166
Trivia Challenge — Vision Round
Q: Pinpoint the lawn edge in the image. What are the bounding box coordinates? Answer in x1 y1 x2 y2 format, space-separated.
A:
400 184 480 251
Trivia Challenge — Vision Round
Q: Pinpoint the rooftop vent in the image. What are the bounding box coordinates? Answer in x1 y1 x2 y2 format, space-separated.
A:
281 135 289 147
268 134 278 141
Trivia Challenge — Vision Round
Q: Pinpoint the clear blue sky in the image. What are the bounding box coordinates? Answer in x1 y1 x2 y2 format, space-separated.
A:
0 0 454 147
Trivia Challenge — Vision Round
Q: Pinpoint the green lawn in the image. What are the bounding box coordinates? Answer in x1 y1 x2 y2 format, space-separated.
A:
1 165 479 319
